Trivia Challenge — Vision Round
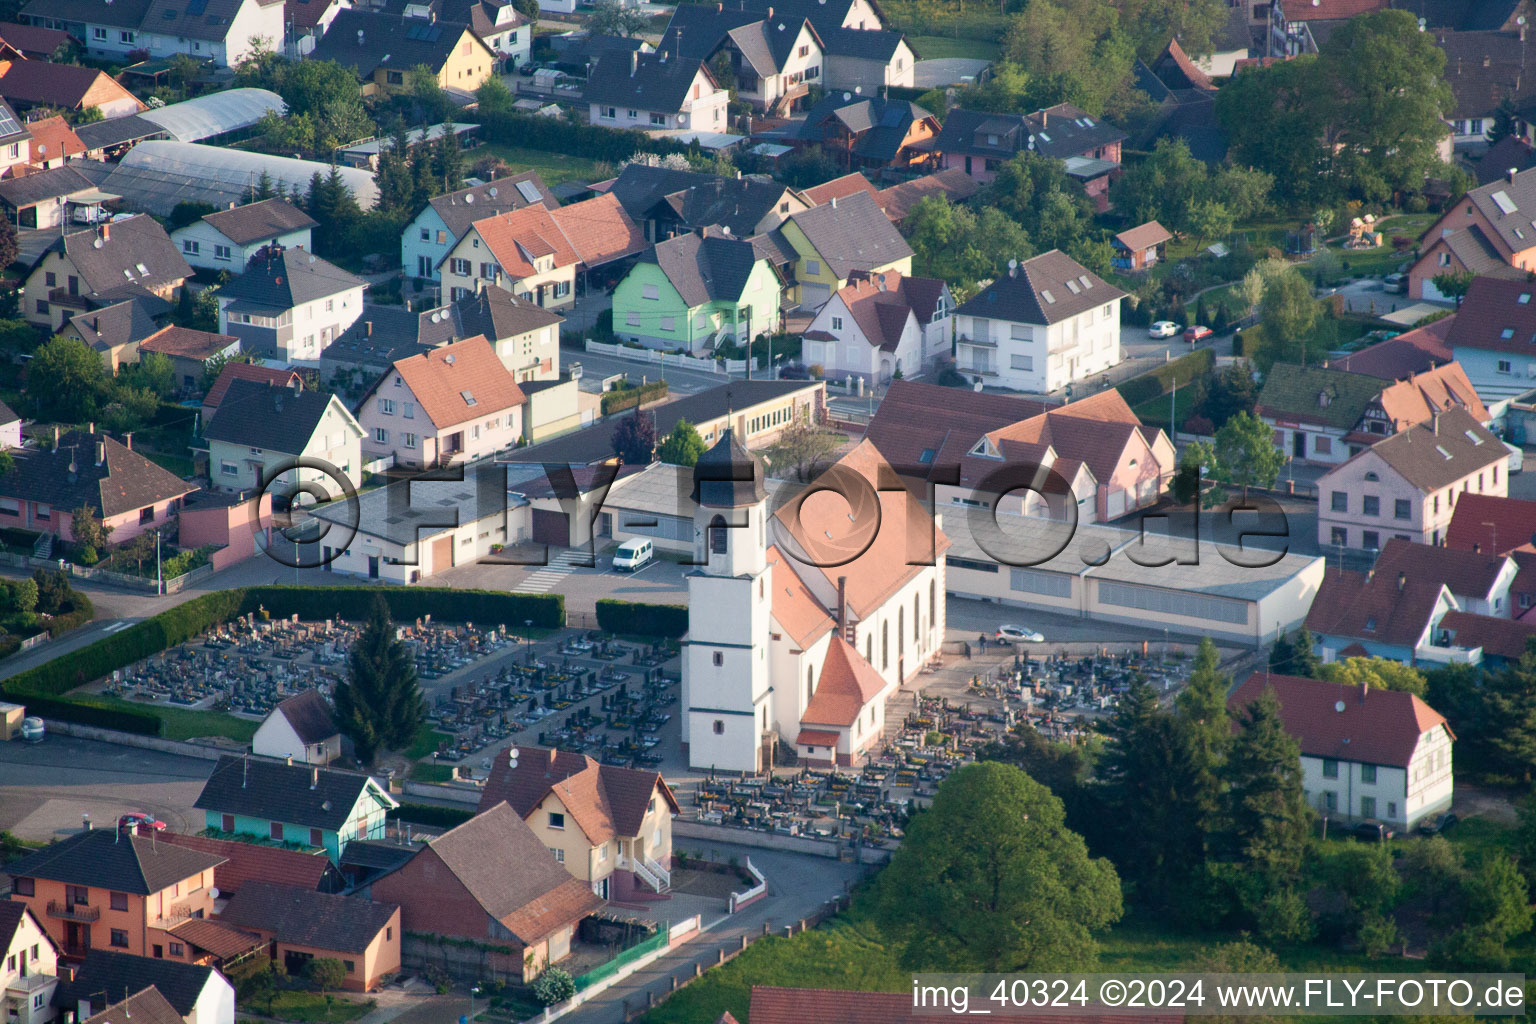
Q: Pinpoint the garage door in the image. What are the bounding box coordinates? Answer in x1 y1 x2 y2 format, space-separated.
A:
801 283 831 310
431 535 453 574
531 508 570 546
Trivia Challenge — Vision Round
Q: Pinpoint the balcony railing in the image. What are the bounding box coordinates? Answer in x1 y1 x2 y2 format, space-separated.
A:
956 334 996 348
46 901 99 923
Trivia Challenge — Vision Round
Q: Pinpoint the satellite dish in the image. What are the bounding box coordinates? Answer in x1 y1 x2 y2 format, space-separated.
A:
488 187 498 197
1008 258 1017 270
465 193 475 203
1334 700 1346 713
209 886 220 900
508 746 520 767
93 239 103 248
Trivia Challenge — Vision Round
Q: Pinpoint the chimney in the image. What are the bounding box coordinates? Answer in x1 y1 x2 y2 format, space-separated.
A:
1041 109 1047 127
766 4 772 15
99 222 109 242
123 432 132 451
1397 571 1407 592
830 195 838 208
94 440 104 466
285 753 293 766
631 50 639 75
836 575 847 629
52 425 58 450
366 320 373 336
228 201 237 210
82 814 91 831
1433 411 1440 434
1359 682 1368 703
242 753 248 788
1512 167 1520 184
311 766 319 789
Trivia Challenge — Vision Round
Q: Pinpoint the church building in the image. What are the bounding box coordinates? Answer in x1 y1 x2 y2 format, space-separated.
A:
682 430 949 772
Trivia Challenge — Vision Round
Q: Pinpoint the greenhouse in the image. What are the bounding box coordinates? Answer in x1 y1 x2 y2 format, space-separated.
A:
102 141 380 215
137 88 287 143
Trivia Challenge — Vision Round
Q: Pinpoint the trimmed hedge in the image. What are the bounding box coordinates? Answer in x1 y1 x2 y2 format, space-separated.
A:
600 381 668 417
1116 347 1215 407
475 110 689 164
239 587 564 630
595 599 687 639
387 803 475 828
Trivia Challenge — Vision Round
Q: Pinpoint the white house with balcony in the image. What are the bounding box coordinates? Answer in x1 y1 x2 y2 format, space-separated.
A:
952 249 1124 393
585 51 728 133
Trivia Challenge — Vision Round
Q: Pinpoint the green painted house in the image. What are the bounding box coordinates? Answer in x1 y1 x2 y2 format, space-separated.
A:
612 228 784 353
194 754 397 863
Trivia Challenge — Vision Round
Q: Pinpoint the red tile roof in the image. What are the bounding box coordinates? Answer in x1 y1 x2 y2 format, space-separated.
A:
748 988 1186 1024
203 363 302 410
1374 361 1488 428
1228 672 1451 768
1446 493 1536 554
389 336 526 430
24 114 83 164
1113 220 1172 252
1437 610 1536 660
795 729 839 746
1331 315 1454 378
167 918 263 959
767 544 836 648
1445 276 1536 355
802 636 886 728
551 192 647 268
1277 0 1388 21
137 325 237 361
1304 568 1450 648
475 746 678 842
1368 536 1511 602
159 832 337 895
803 172 878 206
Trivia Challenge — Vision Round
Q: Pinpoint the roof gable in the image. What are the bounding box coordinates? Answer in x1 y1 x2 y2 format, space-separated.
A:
386 335 526 429
193 754 394 831
1228 672 1449 768
954 249 1125 326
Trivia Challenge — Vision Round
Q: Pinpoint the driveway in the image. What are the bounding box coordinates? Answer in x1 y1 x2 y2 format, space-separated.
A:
914 58 991 88
430 549 689 624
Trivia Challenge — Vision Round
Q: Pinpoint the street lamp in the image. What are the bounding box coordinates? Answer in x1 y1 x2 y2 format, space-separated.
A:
525 619 534 667
463 984 481 1024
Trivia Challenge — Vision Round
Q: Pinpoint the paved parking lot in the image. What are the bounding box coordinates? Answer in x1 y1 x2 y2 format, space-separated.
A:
431 547 689 623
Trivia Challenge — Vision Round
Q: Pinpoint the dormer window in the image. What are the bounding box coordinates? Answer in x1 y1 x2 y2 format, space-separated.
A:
1364 617 1377 632
1318 391 1331 407
986 134 998 145
1503 328 1515 338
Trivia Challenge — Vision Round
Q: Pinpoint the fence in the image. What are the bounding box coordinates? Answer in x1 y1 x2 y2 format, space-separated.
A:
572 927 668 991
727 857 766 913
521 917 698 1024
583 338 728 375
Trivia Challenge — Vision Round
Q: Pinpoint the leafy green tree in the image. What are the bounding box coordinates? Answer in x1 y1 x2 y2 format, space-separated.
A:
1431 270 1474 307
334 594 426 763
5 578 35 616
430 125 466 194
1269 627 1322 678
1212 165 1274 222
120 351 176 400
1401 835 1464 922
168 201 218 231
1189 200 1234 247
763 419 842 481
1489 97 1519 146
32 568 69 615
70 505 112 553
532 967 576 1006
198 350 253 395
1258 269 1320 370
876 761 1122 971
777 146 840 191
1201 361 1257 429
1115 137 1208 235
279 60 363 119
306 168 362 257
1210 411 1287 501
612 408 656 465
1318 657 1426 696
411 64 453 125
475 75 516 118
304 958 347 995
26 335 105 421
657 419 706 467
588 0 648 37
977 726 1099 826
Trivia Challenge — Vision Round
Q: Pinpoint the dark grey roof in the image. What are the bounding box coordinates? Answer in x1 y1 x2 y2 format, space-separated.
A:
274 690 339 745
202 379 347 455
66 297 163 352
0 165 97 209
194 754 387 832
1132 58 1175 103
692 427 766 506
217 245 362 311
664 176 795 236
819 25 904 61
142 0 256 42
0 430 193 518
327 288 562 375
0 98 26 147
0 903 30 956
1478 135 1536 184
19 0 149 28
955 249 1127 326
749 228 798 268
584 51 712 113
57 952 219 1018
339 839 417 874
659 3 768 62
81 987 183 1024
1395 0 1533 32
505 380 821 466
646 228 767 306
73 115 164 151
798 93 934 163
46 216 190 300
1465 165 1536 254
605 163 717 222
221 881 396 953
1437 28 1536 119
312 7 475 77
660 0 904 64
782 191 911 279
200 198 317 247
1158 93 1227 164
931 105 1126 163
427 172 558 240
4 828 224 895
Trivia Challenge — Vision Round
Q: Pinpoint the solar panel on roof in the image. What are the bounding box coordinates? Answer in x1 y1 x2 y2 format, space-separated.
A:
515 180 541 203
1493 190 1518 215
0 105 22 140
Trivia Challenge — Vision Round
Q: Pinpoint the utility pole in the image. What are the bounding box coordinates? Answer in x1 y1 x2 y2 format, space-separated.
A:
155 530 162 596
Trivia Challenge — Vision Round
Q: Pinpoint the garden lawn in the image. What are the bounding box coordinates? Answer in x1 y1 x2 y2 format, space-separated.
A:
477 144 604 187
144 451 195 478
879 0 1009 40
248 991 373 1024
95 697 259 743
909 34 1000 60
1133 388 1201 431
406 721 455 760
411 761 454 783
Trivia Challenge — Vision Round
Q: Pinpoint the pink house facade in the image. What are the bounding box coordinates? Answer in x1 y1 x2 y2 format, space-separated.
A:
1317 409 1510 553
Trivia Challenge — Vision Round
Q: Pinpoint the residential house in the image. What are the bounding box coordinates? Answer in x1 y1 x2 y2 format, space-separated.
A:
251 690 342 765
284 0 351 57
597 162 716 242
394 0 530 67
0 430 194 545
870 168 980 226
0 166 109 230
773 191 912 309
0 98 27 172
365 803 603 982
58 951 234 1024
477 746 679 900
1446 275 1536 401
2 827 225 962
219 882 399 991
201 378 365 493
801 269 951 381
0 22 71 61
1268 0 1387 56
801 171 877 206
171 199 317 275
137 327 241 398
1435 28 1536 150
793 93 939 172
659 6 822 115
1446 491 1536 555
199 363 303 425
651 177 810 241
953 249 1124 393
1258 360 1490 466
586 51 728 134
157 833 345 899
1408 167 1536 302
215 245 365 366
1368 536 1518 616
550 31 651 75
80 986 185 1024
0 61 144 119
23 217 190 332
1478 134 1536 184
1111 221 1172 273
21 0 284 65
1131 56 1228 165
929 105 1128 200
437 194 646 310
1228 673 1453 829
1331 314 1457 377
0 902 58 1024
356 336 527 468
401 173 556 282
193 754 398 863
1304 563 1460 664
50 296 161 372
659 0 915 94
0 399 19 450
611 227 784 352
1317 407 1510 552
310 7 498 98
22 115 83 170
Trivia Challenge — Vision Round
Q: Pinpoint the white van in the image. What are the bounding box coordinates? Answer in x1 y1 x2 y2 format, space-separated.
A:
613 538 654 572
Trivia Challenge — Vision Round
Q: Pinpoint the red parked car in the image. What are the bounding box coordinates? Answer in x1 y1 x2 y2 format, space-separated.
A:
118 812 167 832
1183 325 1212 344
